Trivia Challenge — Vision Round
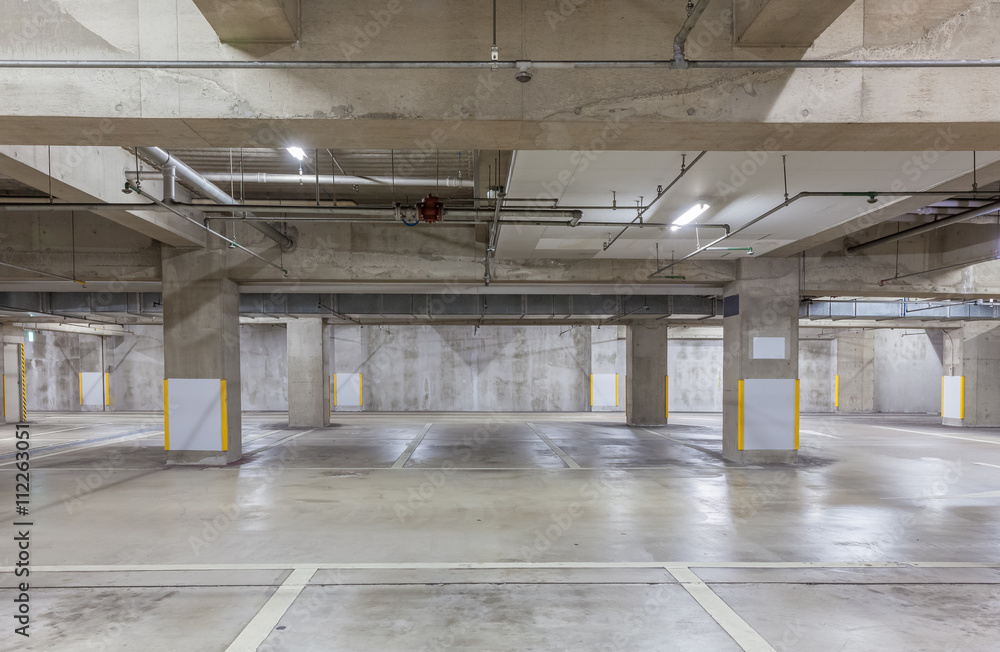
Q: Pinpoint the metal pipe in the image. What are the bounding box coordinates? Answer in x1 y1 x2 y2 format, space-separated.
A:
128 170 473 189
848 199 1000 255
135 147 294 250
125 182 289 277
485 191 506 285
5 58 1000 70
673 0 712 68
0 261 87 286
206 216 730 229
879 253 1000 286
0 202 159 211
604 151 708 250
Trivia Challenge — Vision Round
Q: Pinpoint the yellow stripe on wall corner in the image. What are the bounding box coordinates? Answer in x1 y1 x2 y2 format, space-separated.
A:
333 373 338 407
834 374 839 408
163 379 170 451
665 375 669 421
960 376 966 420
105 373 110 407
220 379 228 452
359 374 363 407
795 379 801 450
615 374 619 407
2 374 5 418
79 373 83 405
737 379 744 451
590 374 594 407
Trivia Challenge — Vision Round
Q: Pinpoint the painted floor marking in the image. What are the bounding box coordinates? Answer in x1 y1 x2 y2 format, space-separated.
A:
871 425 1000 446
225 567 317 652
392 423 433 469
668 567 776 652
0 430 163 467
528 423 582 469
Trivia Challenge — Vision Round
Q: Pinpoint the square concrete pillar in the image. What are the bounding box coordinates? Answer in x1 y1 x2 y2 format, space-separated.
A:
625 322 668 426
835 330 874 413
162 246 242 465
287 318 330 427
943 323 1000 427
723 259 799 464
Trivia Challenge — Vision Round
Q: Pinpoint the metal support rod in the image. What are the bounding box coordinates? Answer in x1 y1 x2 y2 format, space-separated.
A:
0 261 87 286
604 151 708 250
847 199 1000 255
879 253 1000 286
125 182 289 277
127 170 474 189
485 191 506 285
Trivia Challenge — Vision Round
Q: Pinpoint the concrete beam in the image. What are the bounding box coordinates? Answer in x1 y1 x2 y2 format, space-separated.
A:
735 0 856 47
191 0 299 43
0 146 206 248
0 2 999 149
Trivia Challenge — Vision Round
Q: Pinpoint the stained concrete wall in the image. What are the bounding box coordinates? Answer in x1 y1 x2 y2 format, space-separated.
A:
24 330 98 411
240 324 288 411
799 339 836 413
874 329 944 413
332 325 590 412
668 340 724 412
105 325 164 411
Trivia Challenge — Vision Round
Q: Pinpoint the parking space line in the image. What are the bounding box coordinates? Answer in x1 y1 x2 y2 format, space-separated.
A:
225 567 317 652
392 423 433 468
527 423 582 469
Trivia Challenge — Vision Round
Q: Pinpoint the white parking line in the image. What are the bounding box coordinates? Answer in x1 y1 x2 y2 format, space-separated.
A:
225 567 317 652
528 423 582 469
871 425 1000 445
391 423 434 469
668 567 776 651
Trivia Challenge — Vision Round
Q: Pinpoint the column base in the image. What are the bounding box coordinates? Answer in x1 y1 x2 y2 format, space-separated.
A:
724 450 798 465
167 450 240 466
626 417 668 427
942 417 964 428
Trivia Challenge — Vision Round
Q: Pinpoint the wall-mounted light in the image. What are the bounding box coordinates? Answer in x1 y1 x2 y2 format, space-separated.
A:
671 203 710 231
286 147 307 161
26 330 34 342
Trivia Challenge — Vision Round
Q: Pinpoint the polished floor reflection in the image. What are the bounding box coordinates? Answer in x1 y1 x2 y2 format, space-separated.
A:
1 412 998 651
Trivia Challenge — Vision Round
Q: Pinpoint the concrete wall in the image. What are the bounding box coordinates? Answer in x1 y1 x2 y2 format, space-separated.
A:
668 340 723 412
799 339 836 412
332 324 590 412
874 329 944 413
106 325 164 411
240 324 288 411
25 330 91 411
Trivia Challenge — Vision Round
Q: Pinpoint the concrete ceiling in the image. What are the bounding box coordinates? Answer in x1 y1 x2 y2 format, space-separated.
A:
501 150 1000 260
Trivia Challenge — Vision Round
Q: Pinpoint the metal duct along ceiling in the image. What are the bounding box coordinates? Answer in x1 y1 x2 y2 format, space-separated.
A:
141 148 478 205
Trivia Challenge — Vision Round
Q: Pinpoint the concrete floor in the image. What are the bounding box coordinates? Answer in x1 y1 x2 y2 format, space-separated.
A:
1 411 999 650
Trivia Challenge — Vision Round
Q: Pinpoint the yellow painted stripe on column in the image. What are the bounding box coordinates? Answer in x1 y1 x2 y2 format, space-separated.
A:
2 375 5 418
737 379 744 451
941 376 945 416
590 374 594 407
163 379 170 451
359 374 363 407
220 379 229 452
79 373 83 405
19 344 26 423
329 376 332 416
795 379 801 450
834 375 839 408
960 376 966 420
333 373 338 407
665 375 669 420
104 373 110 407
615 374 619 407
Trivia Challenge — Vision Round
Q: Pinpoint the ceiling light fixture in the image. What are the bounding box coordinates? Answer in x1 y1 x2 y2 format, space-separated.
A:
671 203 710 230
286 147 307 161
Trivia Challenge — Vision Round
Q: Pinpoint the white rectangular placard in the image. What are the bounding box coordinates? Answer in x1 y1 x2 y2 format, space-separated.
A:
166 378 225 451
3 375 17 420
942 376 964 420
591 374 619 407
742 378 797 450
752 337 787 360
80 372 105 407
334 373 362 407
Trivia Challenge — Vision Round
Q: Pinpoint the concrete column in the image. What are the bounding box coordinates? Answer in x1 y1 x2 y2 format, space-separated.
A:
625 322 668 426
944 323 1000 427
835 330 875 413
287 319 330 427
723 259 800 464
162 246 242 465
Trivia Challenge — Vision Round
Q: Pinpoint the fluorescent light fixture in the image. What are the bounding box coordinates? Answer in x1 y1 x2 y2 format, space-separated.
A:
286 147 307 161
27 330 34 342
671 203 710 230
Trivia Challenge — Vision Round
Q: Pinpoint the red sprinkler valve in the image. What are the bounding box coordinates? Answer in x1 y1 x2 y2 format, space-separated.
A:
417 195 443 222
